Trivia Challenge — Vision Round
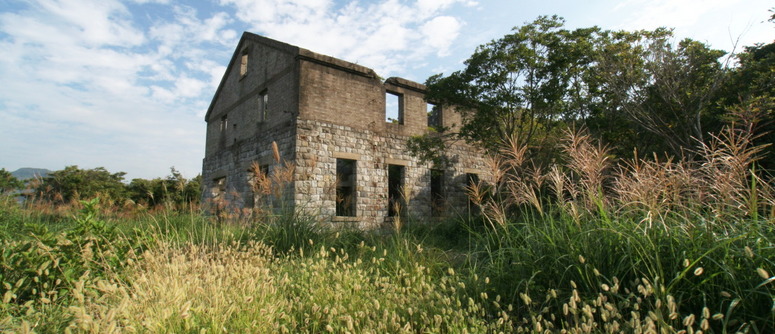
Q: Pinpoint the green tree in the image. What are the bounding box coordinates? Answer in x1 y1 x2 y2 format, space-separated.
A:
0 168 22 193
127 177 159 206
127 167 201 208
37 166 127 202
421 16 733 163
716 35 775 168
593 32 728 157
423 16 596 161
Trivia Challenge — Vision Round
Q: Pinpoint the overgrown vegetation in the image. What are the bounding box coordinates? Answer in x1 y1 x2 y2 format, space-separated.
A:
2 111 774 332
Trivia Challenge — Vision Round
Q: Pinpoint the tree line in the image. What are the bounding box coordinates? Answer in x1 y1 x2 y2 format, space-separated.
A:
412 13 774 168
0 166 201 208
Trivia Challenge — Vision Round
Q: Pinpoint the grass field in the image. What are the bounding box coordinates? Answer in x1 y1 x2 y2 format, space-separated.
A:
2 127 774 333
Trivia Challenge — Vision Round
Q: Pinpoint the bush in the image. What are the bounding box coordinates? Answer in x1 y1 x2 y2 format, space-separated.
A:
0 198 146 327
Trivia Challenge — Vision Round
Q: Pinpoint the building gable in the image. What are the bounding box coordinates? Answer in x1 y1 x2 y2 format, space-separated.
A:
204 32 300 123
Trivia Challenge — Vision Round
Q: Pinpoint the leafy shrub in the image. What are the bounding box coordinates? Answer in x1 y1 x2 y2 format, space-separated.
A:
0 198 146 319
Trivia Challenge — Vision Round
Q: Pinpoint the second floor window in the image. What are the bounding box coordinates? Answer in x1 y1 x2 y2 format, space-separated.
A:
385 91 403 124
427 102 442 131
220 114 228 132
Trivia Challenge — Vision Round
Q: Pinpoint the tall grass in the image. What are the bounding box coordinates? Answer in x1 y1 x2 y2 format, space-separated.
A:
466 117 775 332
63 237 514 333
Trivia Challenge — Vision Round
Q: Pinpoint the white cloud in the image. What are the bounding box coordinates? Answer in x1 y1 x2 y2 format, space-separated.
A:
611 0 773 52
0 0 229 179
614 0 728 30
220 0 472 77
421 16 461 56
130 0 170 4
417 0 459 15
35 0 146 47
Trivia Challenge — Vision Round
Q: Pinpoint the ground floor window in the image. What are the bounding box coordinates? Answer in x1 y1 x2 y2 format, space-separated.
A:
430 169 444 216
336 159 356 216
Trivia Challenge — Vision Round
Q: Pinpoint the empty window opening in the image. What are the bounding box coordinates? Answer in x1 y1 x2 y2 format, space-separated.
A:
385 91 403 124
219 115 229 147
336 159 356 217
430 169 444 216
220 114 228 132
427 102 442 131
388 165 405 217
240 49 249 77
258 90 268 122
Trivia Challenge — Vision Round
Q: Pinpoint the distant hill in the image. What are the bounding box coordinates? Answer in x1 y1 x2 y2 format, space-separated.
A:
11 168 51 180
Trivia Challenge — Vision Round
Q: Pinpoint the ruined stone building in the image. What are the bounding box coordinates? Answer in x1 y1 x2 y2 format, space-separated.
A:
202 32 489 228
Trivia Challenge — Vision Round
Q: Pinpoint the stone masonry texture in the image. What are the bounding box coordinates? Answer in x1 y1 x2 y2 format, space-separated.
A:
202 32 490 228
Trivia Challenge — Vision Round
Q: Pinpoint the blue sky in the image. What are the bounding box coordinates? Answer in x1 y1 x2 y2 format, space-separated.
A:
1 0 772 180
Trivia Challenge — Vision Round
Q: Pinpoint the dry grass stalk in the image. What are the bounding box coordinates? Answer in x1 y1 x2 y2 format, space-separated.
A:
500 134 529 170
614 154 697 223
466 178 487 207
699 123 772 218
474 111 774 232
249 162 271 196
547 165 566 204
483 154 506 186
271 141 281 164
563 127 612 212
507 180 542 215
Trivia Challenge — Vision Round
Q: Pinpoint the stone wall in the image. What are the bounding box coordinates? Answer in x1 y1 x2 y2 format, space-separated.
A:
201 120 297 212
294 119 488 229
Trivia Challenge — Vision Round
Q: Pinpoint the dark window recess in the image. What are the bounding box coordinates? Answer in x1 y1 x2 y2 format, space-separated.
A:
385 91 403 124
427 102 442 131
336 159 356 217
388 165 405 217
430 169 444 216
